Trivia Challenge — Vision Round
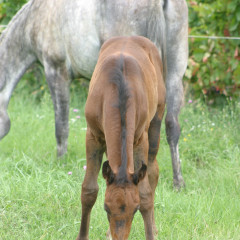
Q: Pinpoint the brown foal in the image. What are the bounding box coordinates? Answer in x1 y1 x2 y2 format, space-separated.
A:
77 36 166 240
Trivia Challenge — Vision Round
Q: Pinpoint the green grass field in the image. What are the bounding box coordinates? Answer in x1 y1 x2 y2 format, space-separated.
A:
0 84 240 240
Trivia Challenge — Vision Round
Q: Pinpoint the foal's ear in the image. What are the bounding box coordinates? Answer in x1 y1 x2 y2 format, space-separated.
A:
102 161 115 184
132 162 147 185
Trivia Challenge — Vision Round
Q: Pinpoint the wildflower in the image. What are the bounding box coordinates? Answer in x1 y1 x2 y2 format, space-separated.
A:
36 114 44 119
83 165 87 171
188 99 193 103
73 109 79 112
184 138 187 142
71 118 76 123
190 126 195 131
76 116 80 119
188 134 191 137
210 128 213 131
68 171 72 175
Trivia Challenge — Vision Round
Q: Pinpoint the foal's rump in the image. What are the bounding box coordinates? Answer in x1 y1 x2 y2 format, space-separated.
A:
99 36 165 118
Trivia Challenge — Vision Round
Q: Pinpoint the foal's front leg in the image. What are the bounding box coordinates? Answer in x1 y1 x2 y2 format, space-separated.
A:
137 132 155 240
139 176 155 240
77 129 104 240
44 61 70 157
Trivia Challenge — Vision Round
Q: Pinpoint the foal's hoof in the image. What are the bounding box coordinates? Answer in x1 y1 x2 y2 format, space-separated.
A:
173 177 185 190
153 225 158 236
106 228 112 240
76 236 89 240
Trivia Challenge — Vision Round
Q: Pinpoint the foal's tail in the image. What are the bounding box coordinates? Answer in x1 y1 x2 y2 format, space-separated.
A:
147 0 167 81
109 56 131 184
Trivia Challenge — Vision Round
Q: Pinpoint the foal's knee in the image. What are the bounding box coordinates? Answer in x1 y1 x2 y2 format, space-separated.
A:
165 112 180 145
139 185 154 212
0 111 10 140
147 160 159 189
81 185 99 209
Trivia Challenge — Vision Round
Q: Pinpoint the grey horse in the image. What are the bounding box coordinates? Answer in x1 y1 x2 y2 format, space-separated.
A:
0 0 188 189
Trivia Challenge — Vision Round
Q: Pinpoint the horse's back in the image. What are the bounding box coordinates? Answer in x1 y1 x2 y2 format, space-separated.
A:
2 0 167 79
26 0 166 78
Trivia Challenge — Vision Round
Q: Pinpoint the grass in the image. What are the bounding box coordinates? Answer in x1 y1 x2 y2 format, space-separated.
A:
0 84 240 240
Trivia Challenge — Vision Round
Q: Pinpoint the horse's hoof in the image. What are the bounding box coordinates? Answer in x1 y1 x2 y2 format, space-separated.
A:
0 112 11 140
57 145 68 158
173 177 185 190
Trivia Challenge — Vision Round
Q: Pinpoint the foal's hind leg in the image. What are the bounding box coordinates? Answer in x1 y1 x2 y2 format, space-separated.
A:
77 129 104 240
164 0 188 189
44 61 71 157
147 112 162 235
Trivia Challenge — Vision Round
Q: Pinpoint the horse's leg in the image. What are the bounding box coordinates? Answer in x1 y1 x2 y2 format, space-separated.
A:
43 61 71 157
147 111 163 235
76 129 104 240
164 0 188 189
137 131 155 240
0 45 36 141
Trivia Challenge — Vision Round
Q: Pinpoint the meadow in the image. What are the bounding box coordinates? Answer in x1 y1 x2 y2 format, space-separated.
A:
0 81 239 240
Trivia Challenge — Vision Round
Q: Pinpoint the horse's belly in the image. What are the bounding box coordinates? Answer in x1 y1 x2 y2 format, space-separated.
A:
67 36 100 79
61 0 101 78
100 1 148 40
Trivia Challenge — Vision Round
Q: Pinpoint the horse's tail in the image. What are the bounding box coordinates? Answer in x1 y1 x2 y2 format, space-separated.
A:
109 56 131 184
147 0 167 81
163 0 168 10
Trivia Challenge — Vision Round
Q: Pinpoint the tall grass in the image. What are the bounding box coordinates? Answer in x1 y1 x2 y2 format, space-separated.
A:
0 82 239 239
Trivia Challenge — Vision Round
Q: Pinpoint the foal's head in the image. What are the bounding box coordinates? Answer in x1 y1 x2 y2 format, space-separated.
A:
102 161 147 240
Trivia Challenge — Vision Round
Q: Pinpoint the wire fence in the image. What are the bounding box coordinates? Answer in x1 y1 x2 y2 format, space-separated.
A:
188 35 240 40
1 25 240 40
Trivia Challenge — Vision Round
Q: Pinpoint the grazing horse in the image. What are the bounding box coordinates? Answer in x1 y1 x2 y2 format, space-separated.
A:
0 0 188 188
78 36 165 240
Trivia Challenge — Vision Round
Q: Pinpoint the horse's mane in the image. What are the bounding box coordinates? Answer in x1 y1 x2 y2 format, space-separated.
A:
0 0 32 43
109 55 131 184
